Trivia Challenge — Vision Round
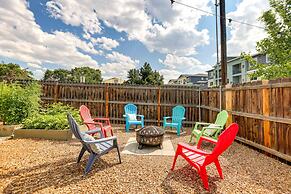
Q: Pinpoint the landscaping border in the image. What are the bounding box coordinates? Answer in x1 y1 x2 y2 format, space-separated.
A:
0 125 22 137
13 129 72 141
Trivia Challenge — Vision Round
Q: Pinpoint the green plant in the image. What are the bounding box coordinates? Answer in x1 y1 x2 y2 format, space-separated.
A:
0 82 40 124
0 63 33 82
23 103 81 130
243 0 291 80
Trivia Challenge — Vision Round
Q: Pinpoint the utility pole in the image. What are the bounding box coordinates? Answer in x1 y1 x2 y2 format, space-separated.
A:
220 0 227 86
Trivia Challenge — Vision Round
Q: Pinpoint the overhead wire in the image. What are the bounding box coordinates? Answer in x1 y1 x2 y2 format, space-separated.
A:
171 0 266 30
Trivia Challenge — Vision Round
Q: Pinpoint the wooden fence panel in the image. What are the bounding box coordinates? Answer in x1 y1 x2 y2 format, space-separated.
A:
38 80 291 161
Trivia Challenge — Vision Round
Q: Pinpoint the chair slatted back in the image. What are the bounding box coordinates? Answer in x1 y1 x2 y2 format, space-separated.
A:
67 113 93 153
172 105 185 123
214 110 228 127
80 105 96 130
204 123 239 166
124 104 137 115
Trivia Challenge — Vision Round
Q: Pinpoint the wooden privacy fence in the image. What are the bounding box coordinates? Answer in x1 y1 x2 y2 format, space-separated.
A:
40 80 291 162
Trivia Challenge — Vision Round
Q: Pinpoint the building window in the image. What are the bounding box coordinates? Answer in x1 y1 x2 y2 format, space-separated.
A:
232 63 242 74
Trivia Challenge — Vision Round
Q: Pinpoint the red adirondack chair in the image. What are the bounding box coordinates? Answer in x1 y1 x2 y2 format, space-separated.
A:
171 123 239 191
79 105 113 137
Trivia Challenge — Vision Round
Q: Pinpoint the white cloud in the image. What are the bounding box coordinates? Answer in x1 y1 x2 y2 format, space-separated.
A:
159 54 212 83
99 51 139 79
91 37 119 50
46 0 211 56
27 63 41 69
227 0 269 55
0 0 104 80
46 1 102 35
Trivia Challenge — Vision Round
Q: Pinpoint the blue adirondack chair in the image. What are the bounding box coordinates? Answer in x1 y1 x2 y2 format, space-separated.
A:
67 114 121 174
123 103 144 132
163 105 186 136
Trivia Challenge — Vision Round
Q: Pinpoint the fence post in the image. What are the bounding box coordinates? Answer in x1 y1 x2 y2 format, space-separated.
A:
105 84 109 118
198 87 201 122
219 85 222 111
53 82 59 103
157 87 161 126
262 80 271 148
225 84 232 126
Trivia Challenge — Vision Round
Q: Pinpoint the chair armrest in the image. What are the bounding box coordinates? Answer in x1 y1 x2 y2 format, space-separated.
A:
123 114 127 118
83 121 103 128
197 136 218 149
178 143 210 156
93 117 110 121
137 114 144 118
195 122 212 126
182 117 186 120
83 128 102 135
163 116 171 121
201 126 223 131
85 136 117 144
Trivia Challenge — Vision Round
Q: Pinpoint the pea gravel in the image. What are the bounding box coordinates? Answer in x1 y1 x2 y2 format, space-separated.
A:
0 127 290 194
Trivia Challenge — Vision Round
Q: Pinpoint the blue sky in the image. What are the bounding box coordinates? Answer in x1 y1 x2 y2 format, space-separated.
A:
0 0 268 82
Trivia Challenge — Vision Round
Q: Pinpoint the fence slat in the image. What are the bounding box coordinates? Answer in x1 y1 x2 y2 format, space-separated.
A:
38 80 291 161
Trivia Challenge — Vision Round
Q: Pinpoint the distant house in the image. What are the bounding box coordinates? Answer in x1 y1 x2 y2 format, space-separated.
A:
168 79 178 84
103 77 124 84
207 53 270 87
168 74 208 86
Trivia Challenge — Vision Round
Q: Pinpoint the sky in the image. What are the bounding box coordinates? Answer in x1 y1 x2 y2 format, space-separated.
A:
0 0 269 82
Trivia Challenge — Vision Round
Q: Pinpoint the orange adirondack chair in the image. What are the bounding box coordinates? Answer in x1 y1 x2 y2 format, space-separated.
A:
171 123 239 191
79 105 113 137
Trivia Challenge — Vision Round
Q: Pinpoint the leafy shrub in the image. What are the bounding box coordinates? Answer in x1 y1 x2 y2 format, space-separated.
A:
0 82 40 124
23 103 81 130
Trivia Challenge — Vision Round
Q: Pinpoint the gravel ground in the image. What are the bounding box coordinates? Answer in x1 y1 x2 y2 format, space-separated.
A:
0 127 290 194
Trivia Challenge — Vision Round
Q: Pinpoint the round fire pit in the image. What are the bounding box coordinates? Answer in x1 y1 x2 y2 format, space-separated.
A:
136 126 164 149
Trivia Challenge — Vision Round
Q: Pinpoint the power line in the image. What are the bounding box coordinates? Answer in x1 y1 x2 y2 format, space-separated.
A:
171 0 266 30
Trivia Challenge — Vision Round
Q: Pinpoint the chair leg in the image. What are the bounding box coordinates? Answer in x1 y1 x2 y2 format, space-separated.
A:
199 167 209 191
171 146 181 170
116 146 122 164
196 133 202 145
85 153 97 175
176 126 180 136
77 146 86 163
214 159 223 179
189 133 194 143
125 123 129 132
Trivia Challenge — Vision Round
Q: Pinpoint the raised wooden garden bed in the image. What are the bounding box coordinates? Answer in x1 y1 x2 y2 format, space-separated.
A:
0 124 22 137
13 129 72 141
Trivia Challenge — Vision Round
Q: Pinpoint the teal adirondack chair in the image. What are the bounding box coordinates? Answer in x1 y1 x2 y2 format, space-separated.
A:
189 110 228 143
123 104 144 132
163 105 186 136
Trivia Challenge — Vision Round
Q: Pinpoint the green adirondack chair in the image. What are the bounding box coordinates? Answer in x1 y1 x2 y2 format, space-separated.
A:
189 110 228 144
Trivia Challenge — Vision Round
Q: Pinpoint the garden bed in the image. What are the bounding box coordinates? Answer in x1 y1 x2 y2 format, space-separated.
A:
0 128 290 193
13 129 72 141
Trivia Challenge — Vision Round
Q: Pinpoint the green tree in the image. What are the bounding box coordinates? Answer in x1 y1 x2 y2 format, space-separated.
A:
71 67 102 83
43 69 71 82
126 62 164 85
243 0 291 80
43 67 102 83
0 63 33 82
127 69 141 84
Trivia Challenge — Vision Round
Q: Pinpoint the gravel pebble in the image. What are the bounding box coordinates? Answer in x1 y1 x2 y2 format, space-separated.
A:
0 127 290 194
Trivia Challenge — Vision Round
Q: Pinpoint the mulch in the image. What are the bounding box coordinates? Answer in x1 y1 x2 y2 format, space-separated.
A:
0 127 290 194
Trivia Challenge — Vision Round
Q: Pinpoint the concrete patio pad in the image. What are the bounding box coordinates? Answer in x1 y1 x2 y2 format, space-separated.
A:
121 137 175 156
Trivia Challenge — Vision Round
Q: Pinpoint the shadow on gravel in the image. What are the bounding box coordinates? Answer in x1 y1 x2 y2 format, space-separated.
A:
161 165 221 194
2 156 119 193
